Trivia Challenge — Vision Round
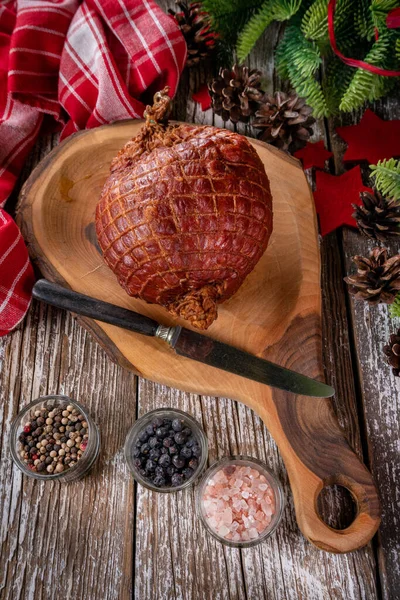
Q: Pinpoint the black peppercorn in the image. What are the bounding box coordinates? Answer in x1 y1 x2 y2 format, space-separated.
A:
149 448 161 460
152 417 164 428
172 419 183 432
192 444 201 458
140 443 150 455
172 455 185 469
145 424 155 436
180 446 192 459
156 426 169 439
158 454 171 467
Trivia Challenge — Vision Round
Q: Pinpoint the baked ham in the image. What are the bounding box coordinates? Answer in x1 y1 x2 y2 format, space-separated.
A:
96 88 273 329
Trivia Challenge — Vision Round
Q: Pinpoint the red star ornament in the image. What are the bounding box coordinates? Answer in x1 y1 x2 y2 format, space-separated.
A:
336 109 400 164
294 141 333 170
192 84 211 111
313 166 372 236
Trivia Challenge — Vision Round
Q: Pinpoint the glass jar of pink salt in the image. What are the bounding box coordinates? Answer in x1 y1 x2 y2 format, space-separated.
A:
196 456 285 547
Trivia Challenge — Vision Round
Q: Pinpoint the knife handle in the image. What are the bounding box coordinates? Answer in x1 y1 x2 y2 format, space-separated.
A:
32 279 159 337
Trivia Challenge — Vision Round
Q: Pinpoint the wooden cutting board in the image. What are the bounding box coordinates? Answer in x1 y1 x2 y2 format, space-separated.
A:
17 120 380 553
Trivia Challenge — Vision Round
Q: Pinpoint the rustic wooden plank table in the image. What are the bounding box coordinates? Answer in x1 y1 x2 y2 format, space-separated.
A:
1 7 399 599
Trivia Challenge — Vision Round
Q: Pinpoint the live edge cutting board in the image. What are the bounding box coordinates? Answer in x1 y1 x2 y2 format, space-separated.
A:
17 120 380 553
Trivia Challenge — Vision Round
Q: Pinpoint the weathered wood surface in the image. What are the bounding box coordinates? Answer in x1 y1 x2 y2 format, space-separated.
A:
329 97 400 600
17 106 381 551
0 3 398 599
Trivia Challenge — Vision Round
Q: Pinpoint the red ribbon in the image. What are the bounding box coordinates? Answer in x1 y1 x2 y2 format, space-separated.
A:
387 7 400 29
328 0 400 77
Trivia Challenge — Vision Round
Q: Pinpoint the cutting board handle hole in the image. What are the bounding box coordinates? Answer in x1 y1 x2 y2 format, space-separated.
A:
317 484 357 531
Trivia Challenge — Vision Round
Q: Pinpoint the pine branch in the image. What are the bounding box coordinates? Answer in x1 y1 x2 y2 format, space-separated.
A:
389 292 400 318
354 0 375 39
396 38 400 62
275 25 328 116
236 0 302 62
301 0 327 39
323 54 354 114
301 0 356 42
201 0 263 46
236 1 276 62
276 25 322 77
370 159 400 201
339 31 392 112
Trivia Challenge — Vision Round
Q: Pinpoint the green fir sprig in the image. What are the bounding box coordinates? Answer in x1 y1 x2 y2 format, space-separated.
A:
339 31 393 112
201 0 400 116
370 159 400 201
275 25 328 116
389 293 400 318
237 0 302 61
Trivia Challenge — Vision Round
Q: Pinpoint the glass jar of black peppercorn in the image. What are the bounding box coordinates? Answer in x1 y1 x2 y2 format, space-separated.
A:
125 408 208 492
10 395 100 482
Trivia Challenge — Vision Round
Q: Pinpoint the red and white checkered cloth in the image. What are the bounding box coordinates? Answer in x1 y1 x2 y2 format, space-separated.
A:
0 0 186 336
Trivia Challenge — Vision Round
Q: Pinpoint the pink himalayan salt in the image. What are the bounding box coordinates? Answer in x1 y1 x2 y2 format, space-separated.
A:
222 507 233 525
248 527 259 539
202 463 276 543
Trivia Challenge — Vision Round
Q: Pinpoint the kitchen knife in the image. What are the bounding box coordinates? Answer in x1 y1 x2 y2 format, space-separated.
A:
32 279 335 398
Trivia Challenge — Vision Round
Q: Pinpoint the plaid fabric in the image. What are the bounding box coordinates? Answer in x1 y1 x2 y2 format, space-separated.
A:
0 0 186 336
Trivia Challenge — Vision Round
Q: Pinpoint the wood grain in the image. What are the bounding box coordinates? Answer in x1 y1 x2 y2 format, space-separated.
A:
328 97 400 599
17 115 381 552
0 300 137 600
0 3 392 596
135 380 380 600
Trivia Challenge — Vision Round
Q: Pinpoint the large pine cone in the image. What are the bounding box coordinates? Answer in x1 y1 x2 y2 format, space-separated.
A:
384 330 400 377
253 91 315 154
96 91 273 329
352 190 400 242
344 247 400 304
209 65 263 124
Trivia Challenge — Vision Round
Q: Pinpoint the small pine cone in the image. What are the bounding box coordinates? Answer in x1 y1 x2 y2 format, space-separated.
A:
253 91 315 154
344 247 400 304
208 64 264 124
169 1 217 67
384 330 400 376
352 190 400 242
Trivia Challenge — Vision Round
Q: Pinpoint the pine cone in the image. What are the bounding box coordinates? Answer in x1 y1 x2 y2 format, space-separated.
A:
208 64 264 124
253 91 315 154
352 190 400 242
383 330 400 376
169 1 217 67
344 247 400 304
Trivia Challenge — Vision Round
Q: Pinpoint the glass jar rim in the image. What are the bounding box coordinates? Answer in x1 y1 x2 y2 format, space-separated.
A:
196 455 285 548
124 407 208 493
10 394 99 481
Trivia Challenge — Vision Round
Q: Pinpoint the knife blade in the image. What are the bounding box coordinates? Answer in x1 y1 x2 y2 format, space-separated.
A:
32 279 335 398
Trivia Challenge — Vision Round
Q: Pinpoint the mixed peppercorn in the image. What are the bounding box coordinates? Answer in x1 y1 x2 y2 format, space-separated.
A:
18 404 88 474
133 416 202 488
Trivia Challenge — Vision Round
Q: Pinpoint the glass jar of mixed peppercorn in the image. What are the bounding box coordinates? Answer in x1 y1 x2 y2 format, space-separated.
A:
125 408 208 492
10 395 100 482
